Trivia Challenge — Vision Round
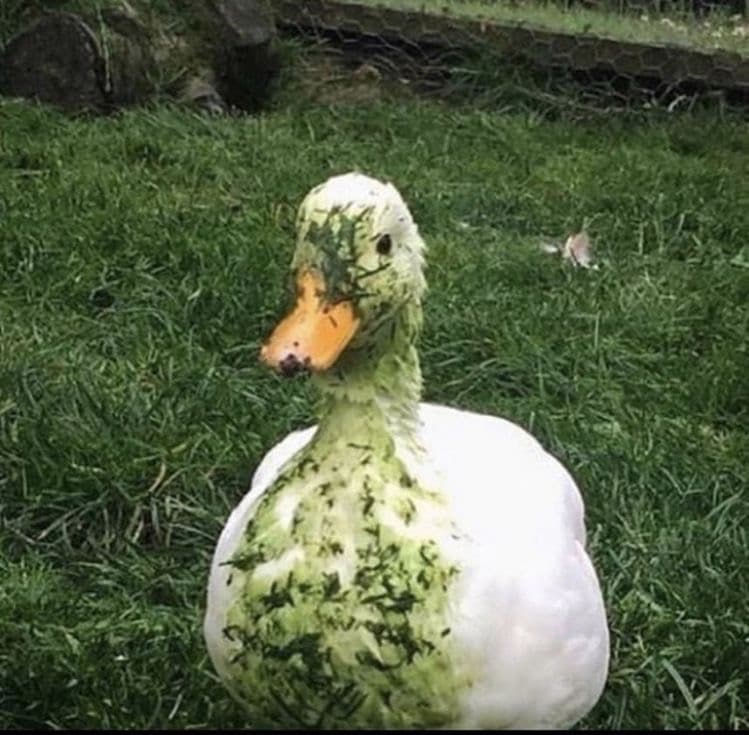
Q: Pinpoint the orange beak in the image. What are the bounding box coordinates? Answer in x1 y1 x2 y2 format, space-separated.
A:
260 271 360 376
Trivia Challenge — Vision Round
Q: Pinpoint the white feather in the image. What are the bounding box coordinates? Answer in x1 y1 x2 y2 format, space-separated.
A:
205 403 609 728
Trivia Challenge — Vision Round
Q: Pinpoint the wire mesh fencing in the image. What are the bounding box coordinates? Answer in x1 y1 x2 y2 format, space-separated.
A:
270 0 749 113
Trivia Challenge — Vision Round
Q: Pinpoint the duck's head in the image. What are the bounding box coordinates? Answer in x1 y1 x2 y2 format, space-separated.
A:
261 172 426 377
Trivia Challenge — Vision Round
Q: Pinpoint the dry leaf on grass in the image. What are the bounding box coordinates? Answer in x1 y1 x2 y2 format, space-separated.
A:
541 230 599 270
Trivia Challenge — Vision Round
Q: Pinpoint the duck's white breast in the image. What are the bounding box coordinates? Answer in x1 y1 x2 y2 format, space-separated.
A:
204 403 609 728
414 404 609 728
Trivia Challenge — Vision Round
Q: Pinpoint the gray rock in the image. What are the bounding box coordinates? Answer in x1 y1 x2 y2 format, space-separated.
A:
203 0 281 111
0 10 155 112
182 74 228 115
100 9 156 107
209 0 275 47
0 13 106 111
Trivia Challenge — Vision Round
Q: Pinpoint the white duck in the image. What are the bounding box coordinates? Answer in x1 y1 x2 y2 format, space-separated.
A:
204 172 609 729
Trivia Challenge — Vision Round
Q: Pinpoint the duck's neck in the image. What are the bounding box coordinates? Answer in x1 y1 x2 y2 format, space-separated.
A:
311 301 423 457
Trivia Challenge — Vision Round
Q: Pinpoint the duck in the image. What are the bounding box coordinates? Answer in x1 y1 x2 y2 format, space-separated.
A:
204 172 610 729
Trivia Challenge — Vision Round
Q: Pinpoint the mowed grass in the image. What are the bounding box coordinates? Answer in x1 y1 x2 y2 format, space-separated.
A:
1 87 748 729
349 0 749 56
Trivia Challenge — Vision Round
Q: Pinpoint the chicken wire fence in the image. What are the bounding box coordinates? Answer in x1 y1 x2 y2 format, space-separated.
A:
270 0 749 112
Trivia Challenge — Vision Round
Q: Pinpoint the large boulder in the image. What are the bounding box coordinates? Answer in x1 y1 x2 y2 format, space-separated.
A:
202 0 281 111
0 10 155 112
0 1 280 114
0 12 106 111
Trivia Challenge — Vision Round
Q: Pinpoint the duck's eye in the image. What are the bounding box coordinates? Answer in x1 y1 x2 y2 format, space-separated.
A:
376 234 393 256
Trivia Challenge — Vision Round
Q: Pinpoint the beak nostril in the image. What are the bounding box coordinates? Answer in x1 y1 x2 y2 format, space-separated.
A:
279 353 305 377
260 271 361 374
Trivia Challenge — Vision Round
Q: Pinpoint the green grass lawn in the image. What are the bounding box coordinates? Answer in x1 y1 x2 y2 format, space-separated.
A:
1 76 748 729
347 0 749 56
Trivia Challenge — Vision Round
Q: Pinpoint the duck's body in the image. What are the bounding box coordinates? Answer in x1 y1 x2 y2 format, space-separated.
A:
204 173 609 729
